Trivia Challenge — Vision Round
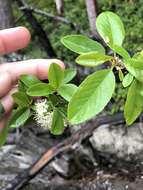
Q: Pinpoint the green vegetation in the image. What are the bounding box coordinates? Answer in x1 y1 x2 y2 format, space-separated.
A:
1 10 143 146
13 0 143 60
100 0 143 52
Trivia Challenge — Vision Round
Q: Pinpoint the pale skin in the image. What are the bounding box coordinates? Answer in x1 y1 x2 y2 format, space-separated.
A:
0 27 65 131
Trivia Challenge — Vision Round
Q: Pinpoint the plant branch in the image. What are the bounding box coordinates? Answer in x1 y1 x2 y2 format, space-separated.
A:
85 0 98 36
15 0 56 58
3 112 124 190
18 4 82 33
14 0 106 47
54 0 64 15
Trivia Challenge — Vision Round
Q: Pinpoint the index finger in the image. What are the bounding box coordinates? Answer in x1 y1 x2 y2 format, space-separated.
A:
0 27 31 55
0 59 65 98
0 59 65 116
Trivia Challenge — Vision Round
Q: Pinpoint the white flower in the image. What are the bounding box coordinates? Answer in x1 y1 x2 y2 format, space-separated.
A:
34 99 53 130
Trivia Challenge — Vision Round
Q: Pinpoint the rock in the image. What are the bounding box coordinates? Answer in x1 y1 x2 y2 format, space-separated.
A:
1 123 143 190
90 123 143 161
20 176 143 190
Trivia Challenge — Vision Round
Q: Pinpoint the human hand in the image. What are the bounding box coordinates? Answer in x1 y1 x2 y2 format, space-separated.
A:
0 27 64 131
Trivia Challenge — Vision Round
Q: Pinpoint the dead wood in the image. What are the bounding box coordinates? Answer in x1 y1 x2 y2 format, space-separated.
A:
3 113 124 190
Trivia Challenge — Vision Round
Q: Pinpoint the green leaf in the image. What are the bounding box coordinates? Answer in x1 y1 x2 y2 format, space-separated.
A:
8 107 31 128
111 45 130 59
12 92 31 107
122 73 133 87
0 124 9 146
76 52 113 67
68 69 115 124
118 69 124 81
63 68 77 84
48 94 66 107
58 84 78 102
20 75 41 87
124 80 143 125
51 108 65 135
18 80 27 92
0 101 5 119
124 58 143 83
27 83 55 96
133 50 143 59
58 106 67 118
48 63 64 88
61 35 105 54
96 11 125 47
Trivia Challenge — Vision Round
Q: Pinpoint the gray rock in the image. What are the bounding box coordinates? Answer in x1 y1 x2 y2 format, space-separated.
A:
90 123 143 160
1 123 143 190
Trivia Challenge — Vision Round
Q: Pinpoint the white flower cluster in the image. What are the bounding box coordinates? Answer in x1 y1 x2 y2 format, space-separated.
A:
34 99 53 130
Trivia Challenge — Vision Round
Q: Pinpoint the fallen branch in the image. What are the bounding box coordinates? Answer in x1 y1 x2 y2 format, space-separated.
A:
3 112 124 190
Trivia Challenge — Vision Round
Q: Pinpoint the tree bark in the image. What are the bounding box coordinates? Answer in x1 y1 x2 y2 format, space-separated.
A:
0 0 14 29
85 0 98 36
55 0 64 15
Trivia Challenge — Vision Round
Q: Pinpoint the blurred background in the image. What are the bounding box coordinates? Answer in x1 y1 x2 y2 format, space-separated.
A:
0 0 143 62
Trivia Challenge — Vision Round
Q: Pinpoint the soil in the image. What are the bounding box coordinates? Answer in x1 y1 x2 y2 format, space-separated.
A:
0 122 143 190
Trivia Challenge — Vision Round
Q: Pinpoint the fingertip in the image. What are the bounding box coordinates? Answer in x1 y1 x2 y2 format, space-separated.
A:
50 59 65 69
19 26 31 43
16 26 31 47
36 59 65 79
0 71 13 97
0 26 31 54
1 89 15 114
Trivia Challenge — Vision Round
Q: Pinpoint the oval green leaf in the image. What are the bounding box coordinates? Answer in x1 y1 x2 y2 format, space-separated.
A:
76 52 113 67
124 79 143 125
68 69 115 124
48 63 64 89
27 83 55 96
58 84 78 102
122 73 133 88
20 75 41 87
8 107 31 128
96 11 125 47
133 50 143 59
51 108 65 135
118 69 124 81
124 58 143 83
111 45 130 59
18 80 27 92
61 35 105 54
12 92 31 107
63 68 77 84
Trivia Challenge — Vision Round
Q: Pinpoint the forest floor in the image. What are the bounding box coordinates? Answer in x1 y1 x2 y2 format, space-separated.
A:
0 121 143 190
